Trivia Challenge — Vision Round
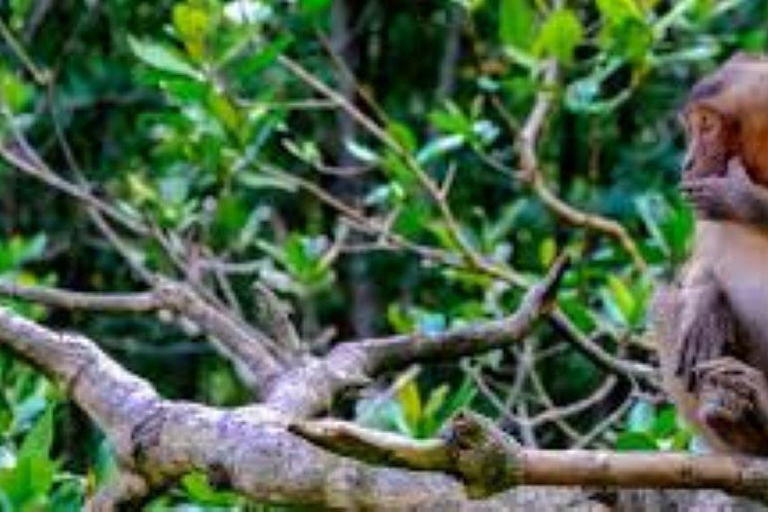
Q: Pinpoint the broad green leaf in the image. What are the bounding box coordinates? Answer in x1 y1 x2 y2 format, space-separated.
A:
616 431 657 451
499 0 536 49
534 8 584 64
128 36 202 79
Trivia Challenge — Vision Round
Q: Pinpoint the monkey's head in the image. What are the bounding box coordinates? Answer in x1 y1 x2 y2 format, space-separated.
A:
681 53 768 185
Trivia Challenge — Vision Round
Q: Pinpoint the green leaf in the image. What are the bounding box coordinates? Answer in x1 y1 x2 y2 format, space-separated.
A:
19 407 53 462
231 36 292 79
652 405 677 438
344 139 380 164
539 238 556 267
416 135 465 164
534 8 583 64
616 431 658 451
429 102 473 136
387 122 418 154
238 172 298 192
499 0 536 49
182 472 240 506
128 36 202 79
173 3 210 41
159 77 208 102
627 400 654 432
596 0 652 63
0 68 33 113
0 407 56 508
596 0 643 24
300 0 331 14
397 379 422 432
607 275 636 325
207 91 243 136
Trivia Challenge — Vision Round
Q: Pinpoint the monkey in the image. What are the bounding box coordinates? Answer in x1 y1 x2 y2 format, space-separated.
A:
654 53 768 454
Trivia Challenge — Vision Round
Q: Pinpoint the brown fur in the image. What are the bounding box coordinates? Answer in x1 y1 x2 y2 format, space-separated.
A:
655 53 768 454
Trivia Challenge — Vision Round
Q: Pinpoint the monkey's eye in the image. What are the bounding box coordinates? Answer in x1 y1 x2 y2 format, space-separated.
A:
696 108 722 135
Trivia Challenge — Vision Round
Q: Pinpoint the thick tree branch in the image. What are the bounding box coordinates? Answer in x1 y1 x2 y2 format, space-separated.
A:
0 305 594 510
0 278 763 510
293 412 768 501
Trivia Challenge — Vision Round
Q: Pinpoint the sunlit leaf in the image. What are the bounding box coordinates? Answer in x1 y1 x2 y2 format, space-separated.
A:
534 8 583 64
627 400 654 432
344 139 380 164
607 275 636 325
499 0 536 49
397 379 422 433
128 36 202 79
416 134 465 164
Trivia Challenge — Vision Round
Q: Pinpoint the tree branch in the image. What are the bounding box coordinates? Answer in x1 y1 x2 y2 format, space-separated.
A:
516 61 648 274
0 305 594 510
0 279 286 393
293 411 768 501
265 254 569 417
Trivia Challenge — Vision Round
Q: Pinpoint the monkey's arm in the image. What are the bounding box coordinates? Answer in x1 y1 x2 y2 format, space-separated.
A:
682 159 768 225
675 270 737 392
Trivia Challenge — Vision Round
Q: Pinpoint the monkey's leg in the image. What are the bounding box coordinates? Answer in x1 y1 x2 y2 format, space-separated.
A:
695 357 768 455
675 281 737 392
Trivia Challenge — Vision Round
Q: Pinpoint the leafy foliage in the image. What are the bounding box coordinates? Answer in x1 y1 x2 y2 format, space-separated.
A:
0 0 766 508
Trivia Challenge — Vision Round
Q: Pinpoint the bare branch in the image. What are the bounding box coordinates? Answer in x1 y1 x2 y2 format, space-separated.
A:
265 254 569 417
0 282 161 312
516 61 648 274
0 280 286 392
293 411 768 500
251 282 303 354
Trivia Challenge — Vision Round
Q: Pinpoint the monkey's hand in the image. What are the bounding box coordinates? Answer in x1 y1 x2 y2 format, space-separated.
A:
695 357 768 453
675 285 736 392
681 159 768 224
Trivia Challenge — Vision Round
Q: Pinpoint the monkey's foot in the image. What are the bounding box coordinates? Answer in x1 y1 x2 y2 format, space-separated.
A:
694 357 768 453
